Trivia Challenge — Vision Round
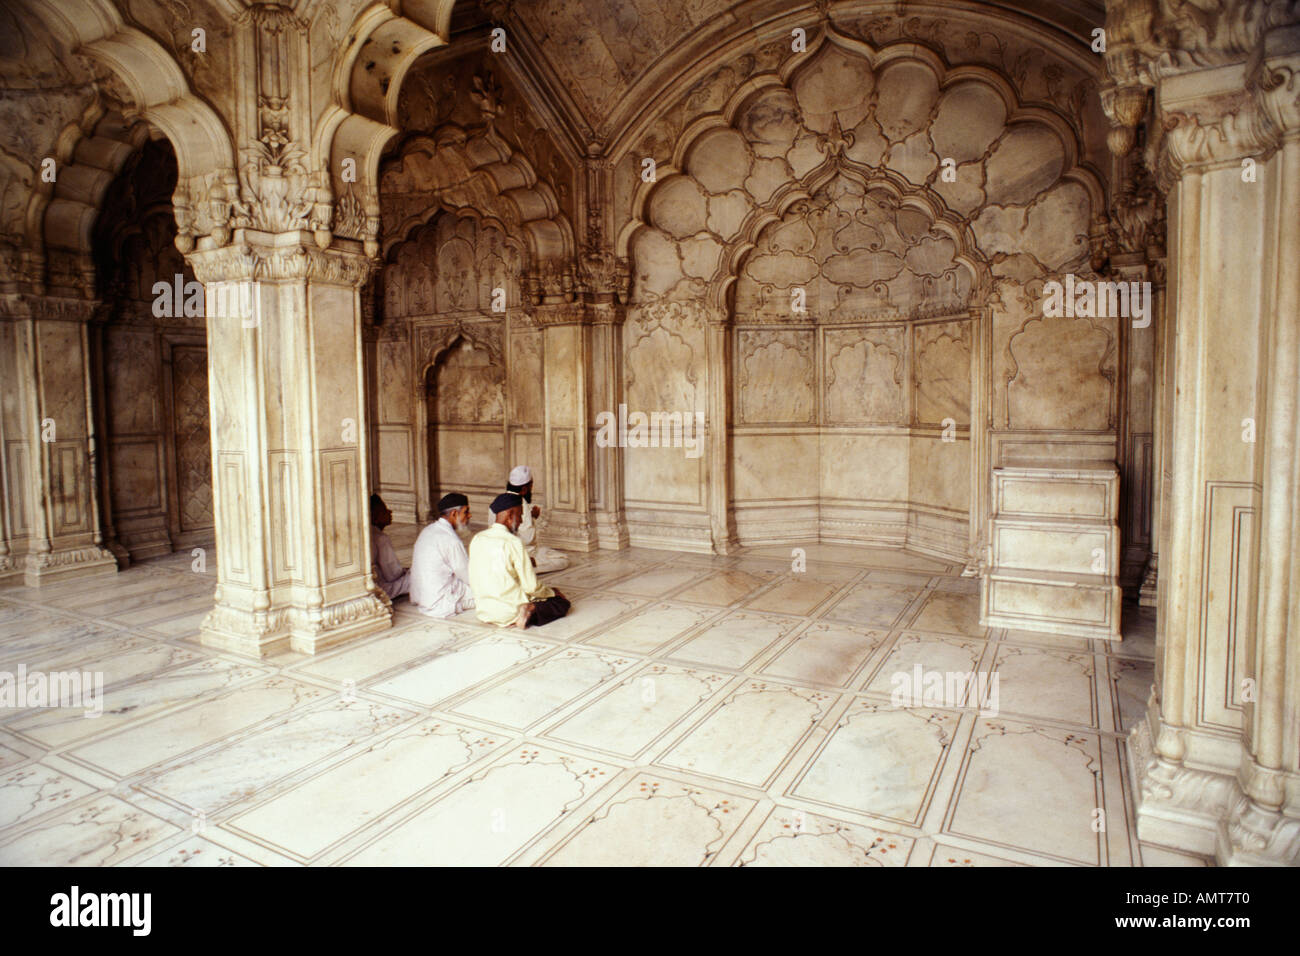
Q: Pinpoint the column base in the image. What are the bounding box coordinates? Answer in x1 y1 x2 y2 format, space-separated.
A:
22 545 118 586
591 511 630 550
1139 554 1158 607
1219 793 1300 866
1127 716 1235 855
545 511 599 552
201 590 393 658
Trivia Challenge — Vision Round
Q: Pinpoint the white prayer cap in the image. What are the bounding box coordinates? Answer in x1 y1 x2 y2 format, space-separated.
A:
508 465 532 485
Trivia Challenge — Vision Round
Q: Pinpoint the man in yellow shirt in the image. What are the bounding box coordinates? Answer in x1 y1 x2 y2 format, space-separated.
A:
468 493 571 628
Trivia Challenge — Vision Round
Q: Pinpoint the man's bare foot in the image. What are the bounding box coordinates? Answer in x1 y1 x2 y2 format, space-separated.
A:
513 603 534 628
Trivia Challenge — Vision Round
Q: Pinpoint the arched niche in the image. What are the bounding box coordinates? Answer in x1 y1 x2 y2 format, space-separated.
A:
373 210 539 524
725 166 986 560
89 135 214 564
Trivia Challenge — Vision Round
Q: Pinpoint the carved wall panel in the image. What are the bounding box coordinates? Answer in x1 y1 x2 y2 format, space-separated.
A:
105 330 160 435
386 216 522 320
378 339 412 425
735 329 815 424
824 326 906 424
1006 312 1115 431
434 338 505 425
914 319 972 426
509 329 544 426
622 303 706 510
170 345 213 534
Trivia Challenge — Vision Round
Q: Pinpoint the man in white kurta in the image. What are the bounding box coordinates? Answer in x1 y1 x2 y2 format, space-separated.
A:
409 493 475 619
370 494 410 600
468 493 569 629
506 464 569 573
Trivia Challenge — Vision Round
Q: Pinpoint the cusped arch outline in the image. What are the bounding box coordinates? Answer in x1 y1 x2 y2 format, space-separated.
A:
720 160 991 316
20 0 237 257
314 0 457 251
379 129 574 267
617 23 1106 299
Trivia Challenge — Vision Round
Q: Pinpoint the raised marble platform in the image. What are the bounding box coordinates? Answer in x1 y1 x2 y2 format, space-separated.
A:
981 462 1122 641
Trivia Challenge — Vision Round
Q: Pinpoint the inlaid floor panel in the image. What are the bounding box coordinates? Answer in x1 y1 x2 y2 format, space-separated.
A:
0 534 1188 867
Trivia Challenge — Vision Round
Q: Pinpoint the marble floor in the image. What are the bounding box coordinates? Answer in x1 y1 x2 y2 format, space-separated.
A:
0 530 1209 867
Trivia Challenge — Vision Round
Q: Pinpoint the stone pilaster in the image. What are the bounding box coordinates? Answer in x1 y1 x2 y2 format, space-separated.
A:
1228 28 1300 866
1103 0 1300 864
704 308 739 555
186 232 391 657
0 293 117 585
588 303 630 549
532 301 598 551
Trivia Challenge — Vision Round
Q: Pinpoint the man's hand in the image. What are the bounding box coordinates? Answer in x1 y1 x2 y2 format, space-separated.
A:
531 505 540 520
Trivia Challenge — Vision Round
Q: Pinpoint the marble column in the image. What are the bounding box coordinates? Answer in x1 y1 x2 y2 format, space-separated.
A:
0 292 117 585
186 233 391 657
1230 36 1300 864
1118 19 1300 863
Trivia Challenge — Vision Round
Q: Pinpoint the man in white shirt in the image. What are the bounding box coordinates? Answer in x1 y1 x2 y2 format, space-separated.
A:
506 464 569 573
370 494 410 600
468 493 570 629
409 492 476 619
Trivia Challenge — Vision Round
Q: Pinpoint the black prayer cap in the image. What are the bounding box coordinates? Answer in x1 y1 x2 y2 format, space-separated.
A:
437 492 468 512
490 492 522 514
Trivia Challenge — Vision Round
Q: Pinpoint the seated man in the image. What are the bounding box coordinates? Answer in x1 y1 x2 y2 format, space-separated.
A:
468 492 570 629
409 493 476 619
369 493 410 600
506 464 569 573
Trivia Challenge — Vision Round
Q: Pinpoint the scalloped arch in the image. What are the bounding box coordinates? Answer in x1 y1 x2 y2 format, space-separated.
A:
618 24 1106 285
20 0 236 257
379 129 575 266
718 161 989 313
315 0 457 249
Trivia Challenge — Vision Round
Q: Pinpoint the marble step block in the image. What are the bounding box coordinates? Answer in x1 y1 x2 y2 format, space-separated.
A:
991 464 1120 521
982 461 1122 641
982 567 1122 640
990 518 1118 577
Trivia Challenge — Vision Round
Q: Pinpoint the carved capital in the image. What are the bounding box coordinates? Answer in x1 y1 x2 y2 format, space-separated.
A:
531 301 588 327
174 168 240 253
186 232 377 286
523 263 577 306
576 248 631 304
0 293 99 323
1249 37 1300 138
